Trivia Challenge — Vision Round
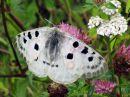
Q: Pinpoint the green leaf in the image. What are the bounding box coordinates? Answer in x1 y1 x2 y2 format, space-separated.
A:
72 4 89 14
110 36 117 52
99 12 109 20
53 9 65 24
105 2 116 9
24 2 38 28
43 0 56 11
84 0 95 11
9 0 24 13
72 12 87 30
0 82 9 95
26 71 33 87
38 92 49 97
87 85 94 97
126 0 130 13
78 79 85 89
0 38 8 46
14 79 28 97
91 7 101 16
89 27 97 38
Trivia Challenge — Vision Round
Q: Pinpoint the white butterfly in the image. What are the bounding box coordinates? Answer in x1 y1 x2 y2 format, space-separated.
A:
16 27 108 84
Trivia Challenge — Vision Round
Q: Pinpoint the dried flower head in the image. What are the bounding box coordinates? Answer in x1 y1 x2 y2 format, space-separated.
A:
59 22 91 44
48 83 68 97
95 80 116 94
113 44 130 76
95 0 105 4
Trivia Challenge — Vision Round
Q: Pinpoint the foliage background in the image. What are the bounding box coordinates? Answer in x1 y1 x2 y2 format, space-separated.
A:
0 0 130 97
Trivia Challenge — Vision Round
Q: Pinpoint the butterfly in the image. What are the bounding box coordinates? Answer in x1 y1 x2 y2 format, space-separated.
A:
16 27 108 84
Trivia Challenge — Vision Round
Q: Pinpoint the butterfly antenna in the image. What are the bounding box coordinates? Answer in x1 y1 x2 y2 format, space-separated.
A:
44 19 57 27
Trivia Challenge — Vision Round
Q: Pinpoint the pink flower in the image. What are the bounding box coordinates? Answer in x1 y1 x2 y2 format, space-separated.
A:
59 22 91 44
113 44 130 76
116 44 130 59
95 80 116 94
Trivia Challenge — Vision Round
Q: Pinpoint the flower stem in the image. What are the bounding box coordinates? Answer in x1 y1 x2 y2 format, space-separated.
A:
1 0 23 73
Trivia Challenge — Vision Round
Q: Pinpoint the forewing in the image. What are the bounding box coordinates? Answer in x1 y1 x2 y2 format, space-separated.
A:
16 27 51 77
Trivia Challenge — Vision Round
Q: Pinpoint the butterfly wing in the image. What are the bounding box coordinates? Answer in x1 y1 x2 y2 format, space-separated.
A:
81 45 108 78
16 27 108 84
47 28 108 84
16 27 52 77
47 36 84 84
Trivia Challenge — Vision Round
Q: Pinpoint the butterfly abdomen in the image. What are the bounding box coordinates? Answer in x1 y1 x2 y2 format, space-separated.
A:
45 30 64 62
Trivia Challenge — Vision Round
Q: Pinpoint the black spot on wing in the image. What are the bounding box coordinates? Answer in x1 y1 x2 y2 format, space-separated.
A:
88 56 93 62
18 34 21 37
73 41 79 48
28 32 32 39
34 57 38 61
42 60 59 68
34 43 39 51
92 52 95 54
23 33 25 36
67 53 73 59
81 47 88 54
56 65 58 67
35 31 39 37
91 65 95 69
23 38 27 43
46 62 50 65
43 61 46 64
87 66 90 69
99 56 103 60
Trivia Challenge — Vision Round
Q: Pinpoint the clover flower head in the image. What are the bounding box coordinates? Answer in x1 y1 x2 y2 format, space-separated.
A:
95 80 116 94
113 44 130 76
88 16 103 29
59 22 91 44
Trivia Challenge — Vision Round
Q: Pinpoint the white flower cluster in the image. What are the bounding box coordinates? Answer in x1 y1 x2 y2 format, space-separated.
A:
101 6 118 15
88 16 103 29
101 0 121 15
97 14 128 37
88 0 127 37
110 0 121 8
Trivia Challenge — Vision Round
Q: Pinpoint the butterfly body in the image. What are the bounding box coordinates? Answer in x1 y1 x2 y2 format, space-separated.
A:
16 27 107 84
